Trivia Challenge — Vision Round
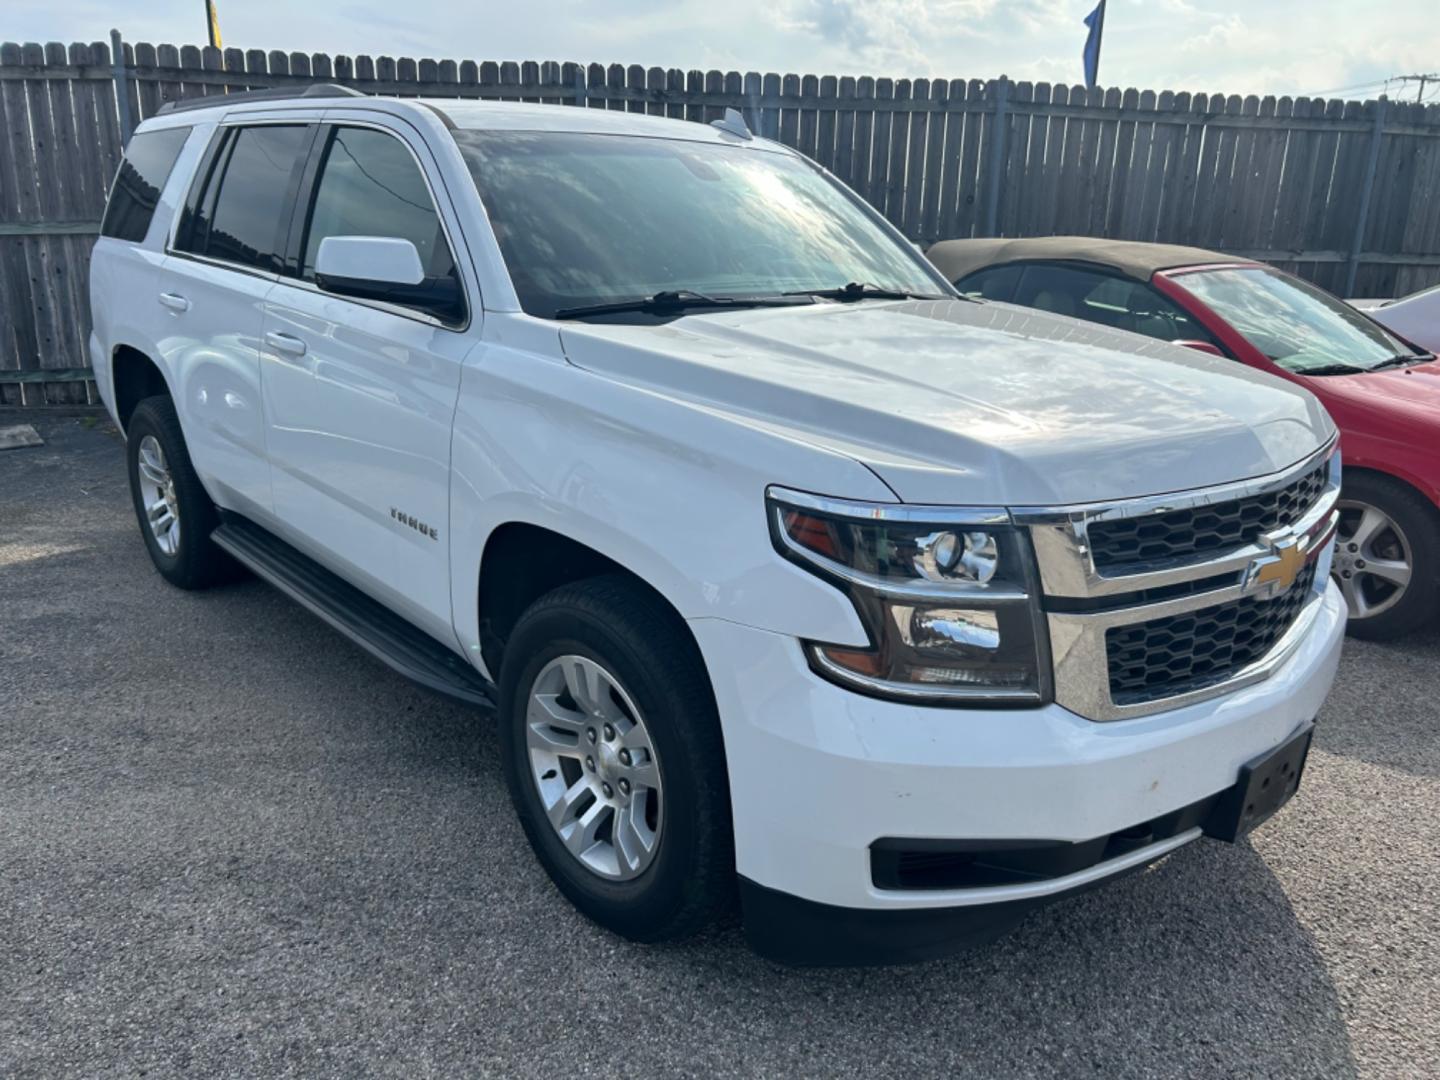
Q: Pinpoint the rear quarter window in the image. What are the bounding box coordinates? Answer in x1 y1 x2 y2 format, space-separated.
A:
100 126 192 243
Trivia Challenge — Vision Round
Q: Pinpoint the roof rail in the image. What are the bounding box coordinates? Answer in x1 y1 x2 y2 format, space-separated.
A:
155 83 365 116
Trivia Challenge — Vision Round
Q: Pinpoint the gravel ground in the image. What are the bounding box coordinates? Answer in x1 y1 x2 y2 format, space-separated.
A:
2 412 1437 1079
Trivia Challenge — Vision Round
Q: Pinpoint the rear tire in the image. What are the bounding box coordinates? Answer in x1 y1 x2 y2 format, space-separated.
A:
125 394 234 590
497 575 734 942
1334 471 1440 641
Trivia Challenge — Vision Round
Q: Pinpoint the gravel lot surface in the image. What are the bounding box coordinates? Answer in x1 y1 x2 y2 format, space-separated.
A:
2 412 1437 1079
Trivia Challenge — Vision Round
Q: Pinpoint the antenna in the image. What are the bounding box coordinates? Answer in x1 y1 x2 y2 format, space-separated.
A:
710 107 753 140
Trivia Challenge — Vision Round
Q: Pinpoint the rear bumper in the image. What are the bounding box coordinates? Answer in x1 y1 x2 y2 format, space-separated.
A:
689 580 1346 963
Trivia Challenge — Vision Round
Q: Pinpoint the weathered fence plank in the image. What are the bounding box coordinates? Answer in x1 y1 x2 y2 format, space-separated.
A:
4 37 1440 403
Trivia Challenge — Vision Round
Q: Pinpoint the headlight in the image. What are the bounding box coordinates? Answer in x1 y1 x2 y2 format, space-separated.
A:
766 487 1051 705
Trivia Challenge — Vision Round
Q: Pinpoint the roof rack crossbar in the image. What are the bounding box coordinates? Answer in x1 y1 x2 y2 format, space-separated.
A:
155 83 364 116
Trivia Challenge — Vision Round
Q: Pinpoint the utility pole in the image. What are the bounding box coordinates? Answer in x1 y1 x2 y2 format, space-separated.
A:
1389 73 1438 102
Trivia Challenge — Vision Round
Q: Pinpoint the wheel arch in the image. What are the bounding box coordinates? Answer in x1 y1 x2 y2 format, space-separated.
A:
1341 462 1440 517
475 521 710 688
110 344 175 435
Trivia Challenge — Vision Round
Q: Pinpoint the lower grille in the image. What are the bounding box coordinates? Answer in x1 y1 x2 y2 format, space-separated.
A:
1106 562 1318 706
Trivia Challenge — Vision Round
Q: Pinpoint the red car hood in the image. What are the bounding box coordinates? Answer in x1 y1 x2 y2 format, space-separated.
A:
1310 360 1440 426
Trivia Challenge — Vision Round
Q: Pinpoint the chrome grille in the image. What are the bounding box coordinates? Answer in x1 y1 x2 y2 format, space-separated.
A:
1087 463 1328 571
1020 441 1340 721
1106 562 1318 705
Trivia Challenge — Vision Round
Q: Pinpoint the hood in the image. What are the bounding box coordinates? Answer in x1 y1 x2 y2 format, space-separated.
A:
1305 359 1440 435
558 298 1335 506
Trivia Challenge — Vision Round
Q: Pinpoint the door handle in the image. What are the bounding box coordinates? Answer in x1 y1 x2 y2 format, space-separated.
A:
265 330 308 357
158 292 190 312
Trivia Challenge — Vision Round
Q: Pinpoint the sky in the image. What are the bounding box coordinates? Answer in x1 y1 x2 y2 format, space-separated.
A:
12 0 1440 103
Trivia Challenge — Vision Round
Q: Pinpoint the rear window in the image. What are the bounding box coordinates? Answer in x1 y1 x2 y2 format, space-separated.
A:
100 127 191 243
180 124 310 273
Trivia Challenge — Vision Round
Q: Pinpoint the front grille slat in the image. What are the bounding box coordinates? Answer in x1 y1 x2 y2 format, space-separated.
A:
1087 464 1328 571
1105 563 1317 705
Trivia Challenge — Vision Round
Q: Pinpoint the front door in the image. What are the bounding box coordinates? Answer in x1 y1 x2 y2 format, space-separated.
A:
260 119 475 644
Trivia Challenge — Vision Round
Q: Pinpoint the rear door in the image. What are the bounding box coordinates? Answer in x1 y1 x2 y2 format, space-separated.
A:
259 116 475 643
156 118 316 517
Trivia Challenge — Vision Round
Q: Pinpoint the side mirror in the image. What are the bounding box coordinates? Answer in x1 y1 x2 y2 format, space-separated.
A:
1174 339 1225 357
314 236 464 324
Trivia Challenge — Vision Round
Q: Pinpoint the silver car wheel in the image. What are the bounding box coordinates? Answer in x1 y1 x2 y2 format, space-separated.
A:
137 435 181 557
525 654 663 881
1333 498 1413 620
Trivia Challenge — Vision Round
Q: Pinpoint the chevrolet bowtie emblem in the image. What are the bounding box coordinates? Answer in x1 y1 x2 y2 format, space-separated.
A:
1245 534 1305 599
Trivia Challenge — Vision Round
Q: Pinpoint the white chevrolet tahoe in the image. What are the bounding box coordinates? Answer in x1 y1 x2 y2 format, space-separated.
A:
89 87 1346 965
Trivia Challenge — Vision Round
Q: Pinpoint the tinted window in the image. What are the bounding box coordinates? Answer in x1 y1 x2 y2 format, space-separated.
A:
100 127 191 243
453 131 947 319
955 265 1021 301
1014 264 1218 345
198 125 309 272
301 127 455 282
1178 267 1423 374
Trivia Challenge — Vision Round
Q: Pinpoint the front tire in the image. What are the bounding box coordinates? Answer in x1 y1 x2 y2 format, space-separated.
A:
125 395 233 590
497 575 734 942
1333 471 1440 641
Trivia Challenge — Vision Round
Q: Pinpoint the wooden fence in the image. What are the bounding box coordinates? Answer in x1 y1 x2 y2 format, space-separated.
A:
4 33 1440 405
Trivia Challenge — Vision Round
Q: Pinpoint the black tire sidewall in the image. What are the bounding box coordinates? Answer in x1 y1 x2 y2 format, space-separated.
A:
1339 472 1440 640
497 587 727 941
125 396 223 589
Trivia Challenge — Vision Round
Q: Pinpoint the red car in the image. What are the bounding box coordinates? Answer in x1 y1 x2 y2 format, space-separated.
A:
928 237 1440 640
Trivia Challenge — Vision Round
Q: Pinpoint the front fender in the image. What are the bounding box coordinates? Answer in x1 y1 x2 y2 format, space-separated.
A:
449 341 895 677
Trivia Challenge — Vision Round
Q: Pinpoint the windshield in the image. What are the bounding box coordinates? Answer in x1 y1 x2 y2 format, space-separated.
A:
1177 266 1424 374
453 130 948 318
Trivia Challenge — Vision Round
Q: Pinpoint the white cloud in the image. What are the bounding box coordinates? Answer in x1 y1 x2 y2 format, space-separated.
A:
9 0 1438 100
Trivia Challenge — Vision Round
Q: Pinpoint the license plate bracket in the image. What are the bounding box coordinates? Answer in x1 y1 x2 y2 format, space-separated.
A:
1203 721 1314 842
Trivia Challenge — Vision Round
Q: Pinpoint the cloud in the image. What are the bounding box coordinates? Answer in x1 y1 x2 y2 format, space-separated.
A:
12 0 1440 101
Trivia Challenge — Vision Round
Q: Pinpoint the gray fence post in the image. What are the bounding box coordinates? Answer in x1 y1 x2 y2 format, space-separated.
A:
573 66 586 106
1345 96 1387 297
983 76 1010 237
110 28 133 147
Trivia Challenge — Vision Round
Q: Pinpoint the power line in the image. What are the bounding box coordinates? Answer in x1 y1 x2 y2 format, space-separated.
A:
1389 73 1440 102
1300 76 1396 98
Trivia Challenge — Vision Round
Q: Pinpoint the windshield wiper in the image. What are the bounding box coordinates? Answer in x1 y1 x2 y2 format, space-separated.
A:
1368 352 1435 370
1294 362 1369 376
783 281 950 303
553 289 811 320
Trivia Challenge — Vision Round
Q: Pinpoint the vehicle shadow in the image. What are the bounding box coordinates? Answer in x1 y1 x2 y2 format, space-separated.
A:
650 838 1358 1078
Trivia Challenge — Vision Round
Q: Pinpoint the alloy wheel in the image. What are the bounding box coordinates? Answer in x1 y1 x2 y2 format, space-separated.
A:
525 654 664 880
1333 498 1412 620
136 435 181 556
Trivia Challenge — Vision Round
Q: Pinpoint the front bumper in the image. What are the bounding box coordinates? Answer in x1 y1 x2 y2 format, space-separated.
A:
689 580 1346 964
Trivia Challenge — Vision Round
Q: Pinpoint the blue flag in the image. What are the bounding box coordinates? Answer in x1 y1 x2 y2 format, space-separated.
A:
1083 0 1106 89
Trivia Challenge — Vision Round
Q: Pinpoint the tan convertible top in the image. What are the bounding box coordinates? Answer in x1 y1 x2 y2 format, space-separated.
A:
926 236 1254 283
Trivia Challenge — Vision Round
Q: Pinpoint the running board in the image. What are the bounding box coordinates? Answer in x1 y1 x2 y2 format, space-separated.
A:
212 514 496 710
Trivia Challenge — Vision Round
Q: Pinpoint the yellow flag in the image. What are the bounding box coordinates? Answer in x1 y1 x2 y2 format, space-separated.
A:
206 0 223 49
